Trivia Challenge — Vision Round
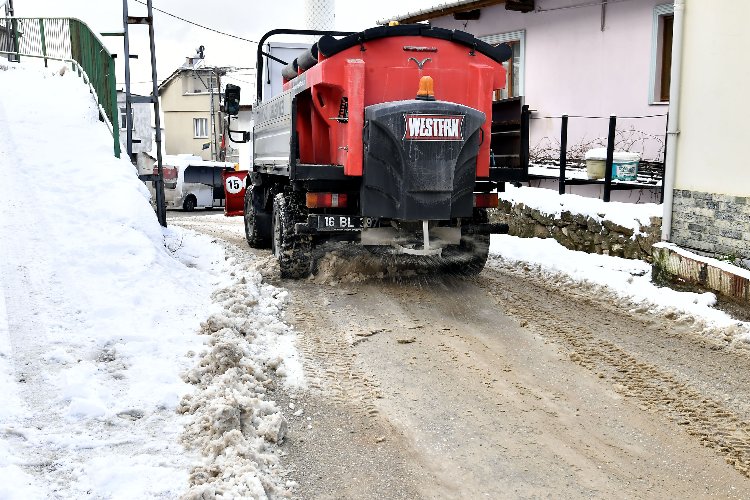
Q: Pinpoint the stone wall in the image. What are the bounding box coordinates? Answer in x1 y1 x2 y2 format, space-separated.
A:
491 200 662 261
671 190 750 259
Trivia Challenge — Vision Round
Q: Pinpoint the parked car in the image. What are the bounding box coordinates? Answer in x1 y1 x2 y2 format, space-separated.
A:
154 155 235 211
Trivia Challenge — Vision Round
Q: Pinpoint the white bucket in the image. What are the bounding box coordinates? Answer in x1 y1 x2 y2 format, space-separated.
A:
584 149 641 181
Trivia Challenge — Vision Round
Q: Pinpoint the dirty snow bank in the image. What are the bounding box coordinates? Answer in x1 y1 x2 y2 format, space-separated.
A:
178 248 305 499
499 184 661 237
489 235 750 346
0 62 226 497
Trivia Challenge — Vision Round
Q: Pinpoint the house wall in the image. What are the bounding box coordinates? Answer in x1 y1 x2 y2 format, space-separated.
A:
160 73 221 161
116 92 152 155
136 152 155 177
674 2 749 195
431 0 670 163
668 1 750 259
226 109 253 169
530 178 661 203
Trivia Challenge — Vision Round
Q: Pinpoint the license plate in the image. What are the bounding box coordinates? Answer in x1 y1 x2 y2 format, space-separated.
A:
316 215 378 231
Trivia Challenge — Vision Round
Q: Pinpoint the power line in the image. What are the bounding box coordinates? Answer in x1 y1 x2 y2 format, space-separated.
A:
118 80 164 85
224 76 254 85
133 0 258 44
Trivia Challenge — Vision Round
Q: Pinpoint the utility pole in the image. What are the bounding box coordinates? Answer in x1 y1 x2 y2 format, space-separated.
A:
209 68 216 160
193 62 226 162
122 0 135 164
217 69 225 161
122 0 167 227
6 0 18 62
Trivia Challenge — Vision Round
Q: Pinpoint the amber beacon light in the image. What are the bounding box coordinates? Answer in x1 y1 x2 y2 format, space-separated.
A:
416 76 435 101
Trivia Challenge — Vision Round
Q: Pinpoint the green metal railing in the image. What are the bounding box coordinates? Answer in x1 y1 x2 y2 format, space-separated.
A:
1 17 120 157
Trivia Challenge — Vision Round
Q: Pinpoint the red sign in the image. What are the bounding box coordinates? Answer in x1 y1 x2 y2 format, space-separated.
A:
403 114 464 141
222 170 247 217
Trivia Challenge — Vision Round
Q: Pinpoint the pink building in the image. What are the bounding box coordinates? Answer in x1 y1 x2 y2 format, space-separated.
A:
381 0 674 202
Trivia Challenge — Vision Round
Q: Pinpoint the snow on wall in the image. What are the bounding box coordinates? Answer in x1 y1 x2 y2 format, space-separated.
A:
499 184 661 236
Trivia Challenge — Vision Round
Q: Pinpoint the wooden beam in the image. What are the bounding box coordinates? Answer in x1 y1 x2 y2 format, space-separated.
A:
397 0 505 24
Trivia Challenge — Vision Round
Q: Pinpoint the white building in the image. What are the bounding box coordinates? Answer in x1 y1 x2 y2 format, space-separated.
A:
663 0 750 259
116 90 154 176
116 90 152 154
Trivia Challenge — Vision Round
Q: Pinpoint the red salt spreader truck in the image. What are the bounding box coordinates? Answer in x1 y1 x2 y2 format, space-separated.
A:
224 24 529 278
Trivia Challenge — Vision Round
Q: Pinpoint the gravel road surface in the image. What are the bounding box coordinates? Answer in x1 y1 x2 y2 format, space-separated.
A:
171 210 750 499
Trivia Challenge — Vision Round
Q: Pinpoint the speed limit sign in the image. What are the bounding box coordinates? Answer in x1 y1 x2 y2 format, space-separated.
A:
225 175 244 194
222 170 247 217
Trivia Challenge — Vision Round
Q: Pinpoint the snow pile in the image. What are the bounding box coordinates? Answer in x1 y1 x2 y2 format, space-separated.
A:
499 184 661 236
0 63 225 496
178 259 304 498
489 235 750 345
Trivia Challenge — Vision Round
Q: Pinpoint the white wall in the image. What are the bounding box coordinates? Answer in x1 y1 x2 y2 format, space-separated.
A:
226 110 253 170
530 178 661 203
432 0 670 162
263 42 312 101
116 91 152 154
673 1 750 196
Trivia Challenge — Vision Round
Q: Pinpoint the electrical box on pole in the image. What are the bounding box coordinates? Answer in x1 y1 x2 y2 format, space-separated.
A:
225 84 241 116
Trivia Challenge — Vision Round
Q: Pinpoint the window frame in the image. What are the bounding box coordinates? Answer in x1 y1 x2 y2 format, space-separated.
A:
184 165 200 184
479 30 526 100
119 106 134 132
193 117 209 138
649 3 675 105
184 72 218 95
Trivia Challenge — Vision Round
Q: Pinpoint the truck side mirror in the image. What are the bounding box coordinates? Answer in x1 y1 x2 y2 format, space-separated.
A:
225 84 241 116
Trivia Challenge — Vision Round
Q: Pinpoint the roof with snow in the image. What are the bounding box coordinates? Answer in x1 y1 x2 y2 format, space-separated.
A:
378 0 505 24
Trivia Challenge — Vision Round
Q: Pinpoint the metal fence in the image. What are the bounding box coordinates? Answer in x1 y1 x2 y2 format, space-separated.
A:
0 17 120 157
527 113 667 203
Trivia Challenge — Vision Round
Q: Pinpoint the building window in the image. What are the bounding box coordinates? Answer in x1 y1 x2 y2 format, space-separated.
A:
119 106 134 131
480 30 525 101
187 72 218 94
650 4 674 104
194 117 208 138
206 74 218 91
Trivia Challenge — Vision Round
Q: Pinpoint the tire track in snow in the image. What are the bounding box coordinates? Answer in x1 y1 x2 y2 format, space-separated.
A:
289 294 383 419
480 266 750 479
0 90 64 493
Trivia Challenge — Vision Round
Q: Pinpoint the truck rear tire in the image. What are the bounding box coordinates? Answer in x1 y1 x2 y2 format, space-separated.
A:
272 193 313 279
244 187 271 249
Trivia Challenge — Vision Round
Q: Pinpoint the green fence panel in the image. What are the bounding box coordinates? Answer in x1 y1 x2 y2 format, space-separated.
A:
39 18 47 67
2 17 120 157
